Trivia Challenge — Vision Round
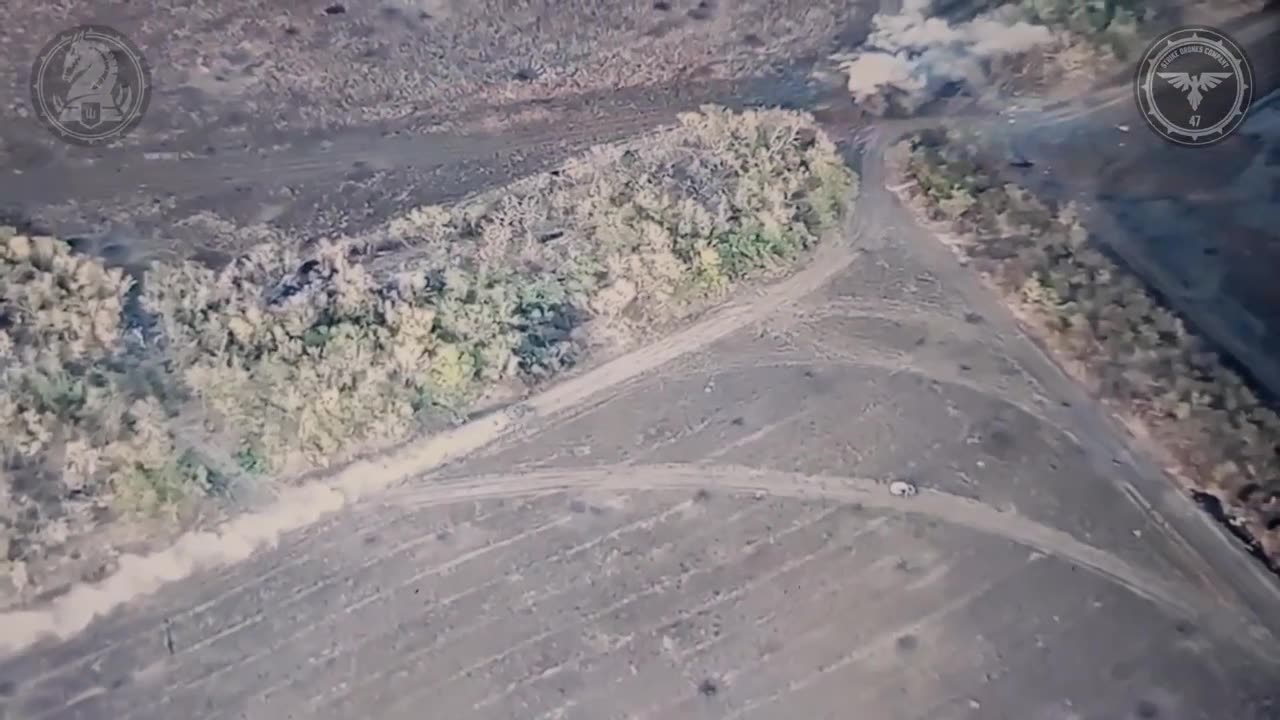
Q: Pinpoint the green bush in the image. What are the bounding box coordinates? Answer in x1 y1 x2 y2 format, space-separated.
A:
1015 0 1146 54
142 107 855 474
0 106 856 573
0 229 215 571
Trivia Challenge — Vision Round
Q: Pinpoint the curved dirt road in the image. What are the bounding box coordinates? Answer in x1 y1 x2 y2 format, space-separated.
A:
3 103 1280 719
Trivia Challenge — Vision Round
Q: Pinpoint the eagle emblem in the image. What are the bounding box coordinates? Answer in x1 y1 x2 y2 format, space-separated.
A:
1157 72 1233 111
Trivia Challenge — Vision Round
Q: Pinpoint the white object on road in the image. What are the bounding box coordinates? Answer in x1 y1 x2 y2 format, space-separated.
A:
889 480 918 497
1116 124 1130 132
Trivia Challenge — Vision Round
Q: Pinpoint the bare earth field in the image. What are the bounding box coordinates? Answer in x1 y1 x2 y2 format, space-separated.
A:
3 0 1280 718
0 0 869 155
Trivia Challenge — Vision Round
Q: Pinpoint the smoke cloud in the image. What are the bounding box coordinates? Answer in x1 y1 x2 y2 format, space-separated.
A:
837 0 1054 114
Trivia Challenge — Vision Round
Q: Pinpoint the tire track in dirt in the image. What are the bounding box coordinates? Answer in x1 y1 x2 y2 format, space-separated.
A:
779 296 995 335
352 506 862 720
263 499 829 720
463 516 893 717
19 499 575 720
906 567 1106 719
143 511 579 683
666 354 1061 436
117 497 708 720
7 499 503 694
150 495 733 719
535 520 968 720
382 462 1280 665
716 558 1033 720
0 79 767 207
206 496 748 720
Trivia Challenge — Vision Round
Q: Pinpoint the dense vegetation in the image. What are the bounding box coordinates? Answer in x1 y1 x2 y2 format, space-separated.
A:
0 107 856 597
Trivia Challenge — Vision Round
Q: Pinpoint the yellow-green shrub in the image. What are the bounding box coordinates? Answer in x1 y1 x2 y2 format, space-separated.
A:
142 106 856 476
1 107 856 573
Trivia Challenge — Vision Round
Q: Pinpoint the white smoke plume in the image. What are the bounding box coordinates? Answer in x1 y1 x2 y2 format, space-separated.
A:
836 0 1055 114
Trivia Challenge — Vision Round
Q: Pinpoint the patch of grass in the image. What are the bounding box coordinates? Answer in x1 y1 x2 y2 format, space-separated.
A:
895 129 1280 563
1014 0 1146 37
0 106 856 599
1012 0 1148 58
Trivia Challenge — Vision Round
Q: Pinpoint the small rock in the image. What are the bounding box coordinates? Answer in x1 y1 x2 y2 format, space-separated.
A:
889 480 918 497
1116 124 1130 132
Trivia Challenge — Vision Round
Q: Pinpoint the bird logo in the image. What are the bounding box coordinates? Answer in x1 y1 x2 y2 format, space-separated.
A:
1135 28 1253 146
1157 72 1233 111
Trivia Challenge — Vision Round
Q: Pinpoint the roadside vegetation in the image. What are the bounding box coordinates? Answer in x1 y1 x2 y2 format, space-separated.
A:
0 106 856 606
1013 0 1147 49
890 129 1280 565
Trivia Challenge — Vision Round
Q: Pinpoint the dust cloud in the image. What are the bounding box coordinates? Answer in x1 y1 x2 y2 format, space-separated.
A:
837 0 1053 113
